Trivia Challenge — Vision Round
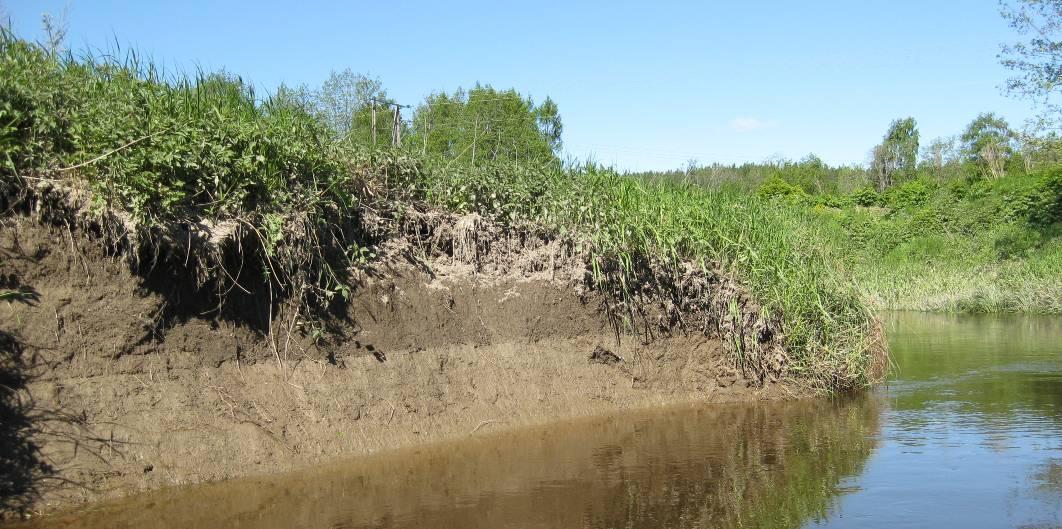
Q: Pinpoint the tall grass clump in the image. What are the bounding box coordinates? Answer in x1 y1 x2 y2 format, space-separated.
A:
418 160 881 389
562 170 879 388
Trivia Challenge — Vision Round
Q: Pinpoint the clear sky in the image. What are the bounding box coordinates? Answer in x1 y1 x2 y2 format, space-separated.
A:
2 0 1037 171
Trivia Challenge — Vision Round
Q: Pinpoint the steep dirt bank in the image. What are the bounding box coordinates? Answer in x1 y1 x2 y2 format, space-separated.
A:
0 207 791 516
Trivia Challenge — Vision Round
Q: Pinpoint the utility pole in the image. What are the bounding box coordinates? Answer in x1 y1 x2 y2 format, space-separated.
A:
471 117 478 165
370 99 377 146
392 105 401 147
421 112 428 156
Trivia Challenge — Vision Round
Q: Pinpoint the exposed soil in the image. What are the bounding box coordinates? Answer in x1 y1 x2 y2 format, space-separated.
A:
0 206 792 517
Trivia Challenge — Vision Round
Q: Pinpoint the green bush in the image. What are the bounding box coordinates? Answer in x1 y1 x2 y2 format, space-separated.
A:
884 178 935 210
850 186 882 207
992 223 1042 259
1029 167 1062 232
946 178 971 200
810 193 849 208
758 176 807 200
0 30 359 220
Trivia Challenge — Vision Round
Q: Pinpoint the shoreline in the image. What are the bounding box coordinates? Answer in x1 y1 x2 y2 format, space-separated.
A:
8 390 837 528
14 368 795 520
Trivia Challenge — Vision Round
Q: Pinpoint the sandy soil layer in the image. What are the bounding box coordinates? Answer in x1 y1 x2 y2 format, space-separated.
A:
0 217 782 516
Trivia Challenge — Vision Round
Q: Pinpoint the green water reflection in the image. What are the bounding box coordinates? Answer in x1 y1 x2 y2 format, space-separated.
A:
806 313 1061 529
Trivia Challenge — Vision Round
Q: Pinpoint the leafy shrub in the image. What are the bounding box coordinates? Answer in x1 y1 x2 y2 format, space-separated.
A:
835 209 906 256
849 186 882 207
811 193 849 208
884 179 935 210
0 30 357 220
907 205 945 237
0 35 73 173
946 178 971 200
758 176 807 200
1028 167 1062 231
992 223 1042 259
425 160 562 221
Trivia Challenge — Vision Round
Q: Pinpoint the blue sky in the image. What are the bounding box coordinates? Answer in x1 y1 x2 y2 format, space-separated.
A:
2 0 1036 171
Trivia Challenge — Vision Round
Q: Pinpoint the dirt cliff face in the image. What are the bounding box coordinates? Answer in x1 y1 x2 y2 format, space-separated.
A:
0 209 786 517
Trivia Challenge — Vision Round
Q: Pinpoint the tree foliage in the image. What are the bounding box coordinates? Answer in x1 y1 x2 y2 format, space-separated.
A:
315 69 389 139
409 85 562 166
962 112 1014 178
273 69 394 143
919 136 962 180
1000 0 1062 128
871 117 920 191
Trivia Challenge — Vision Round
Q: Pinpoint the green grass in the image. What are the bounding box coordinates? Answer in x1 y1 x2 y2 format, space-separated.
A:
636 148 1062 317
849 253 1061 313
1 28 424 312
801 171 1062 314
569 175 876 387
0 29 881 390
422 162 880 388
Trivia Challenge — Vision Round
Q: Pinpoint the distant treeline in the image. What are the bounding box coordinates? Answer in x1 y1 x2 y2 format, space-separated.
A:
629 113 1062 201
625 113 1062 315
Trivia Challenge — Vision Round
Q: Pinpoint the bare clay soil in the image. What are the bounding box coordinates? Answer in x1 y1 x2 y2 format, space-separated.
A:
0 215 784 516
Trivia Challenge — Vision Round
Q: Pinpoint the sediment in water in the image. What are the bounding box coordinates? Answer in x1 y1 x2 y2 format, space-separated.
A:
0 182 797 516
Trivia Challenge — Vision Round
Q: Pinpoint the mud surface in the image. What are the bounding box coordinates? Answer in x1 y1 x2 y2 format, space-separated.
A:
0 215 785 516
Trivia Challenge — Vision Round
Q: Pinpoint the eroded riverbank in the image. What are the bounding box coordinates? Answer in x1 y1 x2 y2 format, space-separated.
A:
1 214 798 516
6 313 1056 529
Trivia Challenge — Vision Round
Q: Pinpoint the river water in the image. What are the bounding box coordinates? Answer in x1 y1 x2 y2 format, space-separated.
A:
11 313 1061 528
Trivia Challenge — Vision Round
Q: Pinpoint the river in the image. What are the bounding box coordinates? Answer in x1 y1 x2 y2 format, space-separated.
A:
9 313 1060 528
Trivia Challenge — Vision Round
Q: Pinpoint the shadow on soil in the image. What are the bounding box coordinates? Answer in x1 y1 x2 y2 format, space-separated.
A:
0 326 51 516
1 289 120 518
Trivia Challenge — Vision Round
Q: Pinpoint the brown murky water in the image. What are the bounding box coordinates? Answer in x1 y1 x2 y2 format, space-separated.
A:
8 313 1062 528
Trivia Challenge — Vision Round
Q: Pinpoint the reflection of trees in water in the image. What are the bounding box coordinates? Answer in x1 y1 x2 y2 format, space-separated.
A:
579 398 880 529
1027 458 1062 525
1032 458 1062 495
886 313 1059 360
884 313 1062 427
20 395 881 529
